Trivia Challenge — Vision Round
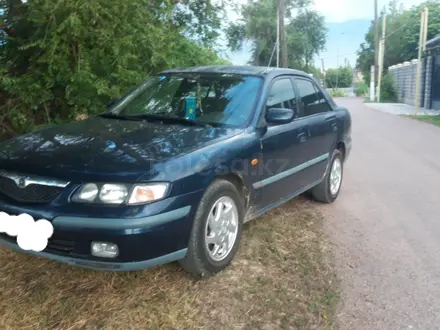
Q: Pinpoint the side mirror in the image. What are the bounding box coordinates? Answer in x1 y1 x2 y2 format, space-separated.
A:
265 107 296 125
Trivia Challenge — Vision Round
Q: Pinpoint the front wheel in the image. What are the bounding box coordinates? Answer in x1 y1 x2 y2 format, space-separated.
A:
179 179 244 278
311 149 344 203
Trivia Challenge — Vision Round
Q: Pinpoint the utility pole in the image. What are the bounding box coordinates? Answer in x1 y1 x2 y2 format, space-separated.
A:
278 0 288 67
370 65 375 101
276 9 280 67
374 0 379 97
415 7 429 114
335 32 344 89
422 6 429 51
377 13 386 102
321 58 326 88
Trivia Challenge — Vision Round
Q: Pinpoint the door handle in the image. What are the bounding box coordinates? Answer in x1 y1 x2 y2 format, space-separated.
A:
331 123 337 132
325 115 336 122
298 133 307 143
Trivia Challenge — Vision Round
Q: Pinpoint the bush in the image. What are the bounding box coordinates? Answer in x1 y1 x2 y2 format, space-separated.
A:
329 89 346 97
325 67 353 88
380 72 397 102
0 0 230 138
355 82 369 96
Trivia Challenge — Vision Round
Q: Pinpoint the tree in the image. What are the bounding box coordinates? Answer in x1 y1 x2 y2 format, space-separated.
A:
226 0 284 66
278 0 288 67
0 0 230 136
288 10 327 71
226 0 326 69
356 0 440 83
380 71 397 102
325 67 354 88
307 66 324 80
171 0 231 47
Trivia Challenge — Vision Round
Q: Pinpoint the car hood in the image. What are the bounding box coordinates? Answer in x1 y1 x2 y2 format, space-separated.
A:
0 117 243 182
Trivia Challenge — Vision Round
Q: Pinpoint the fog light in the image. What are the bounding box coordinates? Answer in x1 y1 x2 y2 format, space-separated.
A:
91 242 119 258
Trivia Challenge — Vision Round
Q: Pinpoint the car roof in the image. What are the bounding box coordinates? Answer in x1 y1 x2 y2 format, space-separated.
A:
159 65 311 78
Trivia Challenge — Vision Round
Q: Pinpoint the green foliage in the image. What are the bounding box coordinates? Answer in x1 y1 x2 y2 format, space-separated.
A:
289 9 327 70
0 0 230 137
407 114 440 127
329 89 345 97
226 0 327 70
380 72 397 102
325 67 353 88
355 82 369 96
171 0 229 47
306 66 324 80
356 0 440 83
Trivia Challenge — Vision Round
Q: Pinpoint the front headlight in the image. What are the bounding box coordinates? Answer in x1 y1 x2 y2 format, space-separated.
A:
72 183 99 202
99 184 129 204
72 182 169 205
128 184 169 205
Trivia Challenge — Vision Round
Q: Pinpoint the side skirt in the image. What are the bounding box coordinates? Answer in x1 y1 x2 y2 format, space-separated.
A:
244 177 325 223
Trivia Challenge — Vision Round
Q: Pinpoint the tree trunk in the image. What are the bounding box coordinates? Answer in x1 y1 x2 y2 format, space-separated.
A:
278 0 288 67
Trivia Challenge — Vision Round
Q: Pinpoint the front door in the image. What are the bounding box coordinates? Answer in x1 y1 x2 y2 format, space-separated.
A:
293 77 338 183
256 77 311 208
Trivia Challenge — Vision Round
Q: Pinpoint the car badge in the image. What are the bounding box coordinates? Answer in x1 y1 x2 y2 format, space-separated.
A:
17 176 27 188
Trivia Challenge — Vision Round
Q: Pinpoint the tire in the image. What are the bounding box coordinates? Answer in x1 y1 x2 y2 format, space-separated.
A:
311 149 344 203
179 179 244 278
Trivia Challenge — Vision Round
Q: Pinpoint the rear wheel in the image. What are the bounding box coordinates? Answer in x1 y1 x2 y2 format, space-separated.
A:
311 149 343 203
179 179 244 278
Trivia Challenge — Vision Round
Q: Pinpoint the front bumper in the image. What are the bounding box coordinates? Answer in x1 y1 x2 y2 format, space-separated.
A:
0 239 188 271
0 190 204 271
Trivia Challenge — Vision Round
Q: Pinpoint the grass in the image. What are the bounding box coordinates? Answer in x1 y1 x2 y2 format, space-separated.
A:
406 114 440 127
328 90 345 98
0 197 339 330
354 83 368 97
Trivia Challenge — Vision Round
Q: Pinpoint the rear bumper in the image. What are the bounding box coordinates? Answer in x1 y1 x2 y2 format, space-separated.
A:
344 136 352 161
0 190 204 271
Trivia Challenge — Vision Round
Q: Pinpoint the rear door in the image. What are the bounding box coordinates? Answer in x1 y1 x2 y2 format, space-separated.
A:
293 77 338 183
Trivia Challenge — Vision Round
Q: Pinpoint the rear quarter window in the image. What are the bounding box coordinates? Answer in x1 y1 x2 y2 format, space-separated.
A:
319 87 337 109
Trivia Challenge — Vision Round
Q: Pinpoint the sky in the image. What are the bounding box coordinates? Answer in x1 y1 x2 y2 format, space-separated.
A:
312 0 425 23
226 0 428 67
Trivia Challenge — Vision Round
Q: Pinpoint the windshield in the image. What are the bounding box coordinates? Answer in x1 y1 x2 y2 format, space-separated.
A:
108 73 263 127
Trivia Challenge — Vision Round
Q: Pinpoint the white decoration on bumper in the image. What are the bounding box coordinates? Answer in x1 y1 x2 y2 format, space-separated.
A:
0 212 54 252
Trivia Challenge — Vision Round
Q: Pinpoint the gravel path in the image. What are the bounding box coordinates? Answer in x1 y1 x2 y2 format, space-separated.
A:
320 97 440 330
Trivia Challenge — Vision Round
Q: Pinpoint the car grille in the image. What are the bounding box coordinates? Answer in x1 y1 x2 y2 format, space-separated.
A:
0 171 69 204
0 176 64 203
0 233 75 255
46 239 76 254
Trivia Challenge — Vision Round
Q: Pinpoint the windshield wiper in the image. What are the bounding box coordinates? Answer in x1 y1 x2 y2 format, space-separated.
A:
99 113 217 128
98 113 143 121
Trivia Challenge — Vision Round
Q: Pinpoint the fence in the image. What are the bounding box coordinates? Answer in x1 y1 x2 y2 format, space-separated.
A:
388 56 437 110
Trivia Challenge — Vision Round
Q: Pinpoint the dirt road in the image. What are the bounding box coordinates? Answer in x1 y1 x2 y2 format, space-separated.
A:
321 98 440 330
